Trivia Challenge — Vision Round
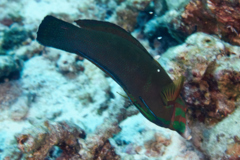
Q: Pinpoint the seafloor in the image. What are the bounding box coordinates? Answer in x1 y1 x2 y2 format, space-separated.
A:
0 0 240 160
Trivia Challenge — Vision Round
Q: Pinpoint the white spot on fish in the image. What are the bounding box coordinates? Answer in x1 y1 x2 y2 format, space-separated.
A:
149 11 153 14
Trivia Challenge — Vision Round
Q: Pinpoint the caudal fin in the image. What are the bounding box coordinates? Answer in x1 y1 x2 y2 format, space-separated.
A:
37 15 79 53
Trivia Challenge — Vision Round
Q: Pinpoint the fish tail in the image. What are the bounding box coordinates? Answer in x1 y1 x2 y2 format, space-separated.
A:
37 15 78 53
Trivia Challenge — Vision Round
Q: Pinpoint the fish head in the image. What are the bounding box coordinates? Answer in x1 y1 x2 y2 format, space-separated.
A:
167 96 192 140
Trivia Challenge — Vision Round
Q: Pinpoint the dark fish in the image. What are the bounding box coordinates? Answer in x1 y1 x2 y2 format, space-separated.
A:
37 15 191 139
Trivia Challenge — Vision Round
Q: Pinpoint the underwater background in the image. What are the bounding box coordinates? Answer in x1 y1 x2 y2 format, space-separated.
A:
0 0 240 159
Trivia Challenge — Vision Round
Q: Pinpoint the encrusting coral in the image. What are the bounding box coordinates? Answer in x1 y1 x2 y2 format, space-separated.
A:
13 101 139 159
15 121 86 160
0 55 23 81
1 24 29 50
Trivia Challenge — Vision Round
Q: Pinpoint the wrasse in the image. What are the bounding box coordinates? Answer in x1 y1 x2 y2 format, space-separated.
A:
37 15 191 140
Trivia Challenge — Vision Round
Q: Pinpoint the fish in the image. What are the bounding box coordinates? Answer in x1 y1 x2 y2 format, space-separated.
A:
37 15 191 140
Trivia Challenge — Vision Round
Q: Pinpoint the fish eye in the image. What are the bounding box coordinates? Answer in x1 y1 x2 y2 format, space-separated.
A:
157 69 160 72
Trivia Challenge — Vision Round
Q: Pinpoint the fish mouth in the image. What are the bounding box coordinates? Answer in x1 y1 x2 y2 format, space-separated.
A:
181 124 192 140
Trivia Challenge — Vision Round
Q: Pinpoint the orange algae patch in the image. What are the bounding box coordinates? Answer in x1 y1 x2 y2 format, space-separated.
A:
144 133 171 157
226 143 240 159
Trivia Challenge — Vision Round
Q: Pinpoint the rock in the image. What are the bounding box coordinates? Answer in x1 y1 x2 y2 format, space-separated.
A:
159 32 240 159
16 121 85 160
0 81 22 110
1 24 28 50
111 114 204 160
56 52 78 73
0 55 23 80
9 96 30 121
165 0 190 10
169 0 240 46
110 0 152 32
14 40 44 60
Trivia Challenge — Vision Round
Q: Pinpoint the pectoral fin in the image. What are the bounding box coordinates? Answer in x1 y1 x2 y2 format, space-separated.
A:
161 76 185 105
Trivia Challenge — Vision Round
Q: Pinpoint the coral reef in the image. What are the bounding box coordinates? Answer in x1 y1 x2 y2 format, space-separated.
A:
160 32 240 123
1 0 240 159
11 101 138 159
159 32 240 159
145 0 240 54
170 0 240 46
77 101 139 159
200 106 240 159
15 121 85 159
1 51 140 159
79 120 121 160
1 24 28 50
0 55 23 81
110 0 152 31
111 114 204 160
143 1 184 53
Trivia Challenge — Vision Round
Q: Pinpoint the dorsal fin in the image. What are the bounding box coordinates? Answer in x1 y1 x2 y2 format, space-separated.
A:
74 19 149 54
161 76 185 105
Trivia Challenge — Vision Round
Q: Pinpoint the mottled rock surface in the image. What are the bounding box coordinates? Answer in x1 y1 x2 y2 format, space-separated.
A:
170 0 240 46
159 32 240 159
15 121 85 160
0 56 23 80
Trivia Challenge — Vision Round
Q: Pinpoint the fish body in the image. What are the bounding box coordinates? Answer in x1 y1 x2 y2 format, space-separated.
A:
37 16 190 139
